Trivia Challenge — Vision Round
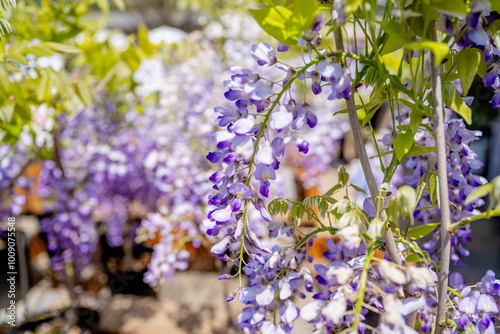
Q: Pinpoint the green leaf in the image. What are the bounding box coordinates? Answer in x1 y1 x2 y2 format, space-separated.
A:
443 84 472 124
477 53 487 77
408 107 423 134
41 42 81 54
456 48 481 95
7 41 28 55
338 165 349 186
378 20 406 41
36 70 52 101
0 18 14 36
0 104 14 123
407 222 440 240
112 0 126 11
407 3 439 38
406 145 436 157
394 131 415 162
345 0 362 14
96 0 109 13
388 200 400 230
76 81 93 106
4 54 28 65
335 98 384 117
138 24 162 56
326 25 340 37
407 39 450 66
431 0 466 17
464 183 492 205
442 72 460 82
27 44 54 57
325 183 342 196
416 172 429 203
249 6 294 45
285 0 320 40
428 172 438 206
0 67 10 92
400 99 416 109
0 0 16 11
350 184 367 195
488 0 500 11
405 253 422 262
464 323 476 334
289 203 305 227
380 37 405 56
491 176 500 209
361 99 385 126
319 200 329 217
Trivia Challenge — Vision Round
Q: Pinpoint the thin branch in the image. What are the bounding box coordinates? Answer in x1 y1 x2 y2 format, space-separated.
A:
429 22 452 334
331 18 403 269
332 12 419 328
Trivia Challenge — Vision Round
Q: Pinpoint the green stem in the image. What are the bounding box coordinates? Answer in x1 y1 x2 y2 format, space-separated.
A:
238 205 248 286
447 286 463 299
245 50 364 188
293 226 337 250
352 241 375 331
449 209 500 230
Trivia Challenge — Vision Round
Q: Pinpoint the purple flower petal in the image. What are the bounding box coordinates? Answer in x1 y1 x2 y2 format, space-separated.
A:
233 117 256 135
270 106 293 131
251 43 277 66
211 236 230 255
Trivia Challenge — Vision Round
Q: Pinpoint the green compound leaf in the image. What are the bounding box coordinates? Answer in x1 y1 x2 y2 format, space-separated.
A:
457 48 481 95
407 222 440 240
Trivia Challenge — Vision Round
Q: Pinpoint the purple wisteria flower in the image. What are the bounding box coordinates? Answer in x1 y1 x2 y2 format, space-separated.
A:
251 43 277 66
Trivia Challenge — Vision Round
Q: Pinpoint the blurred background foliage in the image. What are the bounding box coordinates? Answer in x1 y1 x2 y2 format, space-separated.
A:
0 0 259 147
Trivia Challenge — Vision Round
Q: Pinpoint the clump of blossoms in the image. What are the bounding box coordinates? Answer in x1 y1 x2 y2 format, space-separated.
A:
379 111 487 267
206 35 353 252
206 1 500 333
236 247 312 334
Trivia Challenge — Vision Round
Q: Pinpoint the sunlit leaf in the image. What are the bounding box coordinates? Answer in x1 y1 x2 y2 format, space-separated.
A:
456 48 481 95
394 131 415 162
249 6 294 45
407 223 440 240
407 39 449 66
